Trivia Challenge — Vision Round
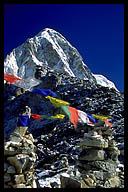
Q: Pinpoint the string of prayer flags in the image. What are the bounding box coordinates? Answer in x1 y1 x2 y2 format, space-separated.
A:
31 113 65 120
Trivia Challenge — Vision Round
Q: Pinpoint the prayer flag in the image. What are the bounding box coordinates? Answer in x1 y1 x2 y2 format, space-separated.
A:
31 113 65 120
14 77 41 90
78 110 90 124
60 105 79 128
69 107 79 128
41 114 65 120
32 88 57 97
87 113 99 123
17 115 30 127
92 114 112 121
31 114 42 120
4 72 23 84
46 96 70 107
104 120 112 127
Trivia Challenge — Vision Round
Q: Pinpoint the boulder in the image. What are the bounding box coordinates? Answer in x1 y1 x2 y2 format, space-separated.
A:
4 173 11 182
104 176 120 188
88 161 117 172
24 134 35 143
7 165 16 174
11 126 28 137
80 137 108 148
13 184 27 188
83 177 94 187
60 173 82 188
7 156 23 174
4 162 10 172
79 149 105 161
4 147 19 156
14 174 25 184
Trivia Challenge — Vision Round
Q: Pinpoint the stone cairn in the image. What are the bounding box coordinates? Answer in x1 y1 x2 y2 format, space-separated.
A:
4 110 38 188
75 124 121 188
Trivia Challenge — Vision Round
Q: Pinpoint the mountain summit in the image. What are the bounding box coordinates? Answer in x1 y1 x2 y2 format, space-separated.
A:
4 28 118 91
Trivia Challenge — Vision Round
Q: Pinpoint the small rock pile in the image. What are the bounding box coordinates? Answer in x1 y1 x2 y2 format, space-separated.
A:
76 125 122 188
4 126 38 188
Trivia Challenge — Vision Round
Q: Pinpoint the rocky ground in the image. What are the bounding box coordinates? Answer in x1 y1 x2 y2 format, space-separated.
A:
4 71 124 188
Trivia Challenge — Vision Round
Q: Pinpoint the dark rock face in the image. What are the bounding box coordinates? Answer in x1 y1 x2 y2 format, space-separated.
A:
4 70 124 188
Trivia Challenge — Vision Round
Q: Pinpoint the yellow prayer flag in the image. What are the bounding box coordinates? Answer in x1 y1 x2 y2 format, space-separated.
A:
92 114 112 121
50 114 65 119
46 96 70 107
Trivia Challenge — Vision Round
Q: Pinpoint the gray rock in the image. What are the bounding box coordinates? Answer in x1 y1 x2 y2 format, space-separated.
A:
7 165 16 174
91 171 104 181
24 134 35 143
11 126 28 137
60 173 82 188
50 181 60 188
89 161 117 172
79 149 105 161
82 177 94 187
14 174 25 184
104 176 120 188
7 154 30 173
108 140 116 148
4 173 11 182
4 162 10 172
80 137 108 148
7 156 23 174
13 184 27 188
4 147 19 156
120 149 124 156
105 149 119 161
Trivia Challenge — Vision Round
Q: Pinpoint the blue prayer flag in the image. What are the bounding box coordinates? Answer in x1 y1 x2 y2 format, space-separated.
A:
32 88 57 97
17 115 30 127
87 113 99 123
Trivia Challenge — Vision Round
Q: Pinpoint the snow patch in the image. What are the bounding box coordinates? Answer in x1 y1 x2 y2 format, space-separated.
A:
93 74 119 92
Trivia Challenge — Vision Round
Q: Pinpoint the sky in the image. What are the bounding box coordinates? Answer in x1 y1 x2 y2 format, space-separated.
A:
4 4 124 92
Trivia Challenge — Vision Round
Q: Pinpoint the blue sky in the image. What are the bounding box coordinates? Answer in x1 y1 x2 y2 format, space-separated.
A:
4 4 124 91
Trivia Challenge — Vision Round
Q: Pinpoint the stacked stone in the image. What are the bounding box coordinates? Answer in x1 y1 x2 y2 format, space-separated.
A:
4 127 38 188
76 125 121 188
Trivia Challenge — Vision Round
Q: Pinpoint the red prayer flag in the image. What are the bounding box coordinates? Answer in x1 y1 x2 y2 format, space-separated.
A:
4 72 23 84
31 114 41 120
104 120 112 127
68 106 79 128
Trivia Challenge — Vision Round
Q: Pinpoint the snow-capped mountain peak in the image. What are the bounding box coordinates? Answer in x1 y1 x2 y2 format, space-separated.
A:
4 28 119 92
4 28 96 83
